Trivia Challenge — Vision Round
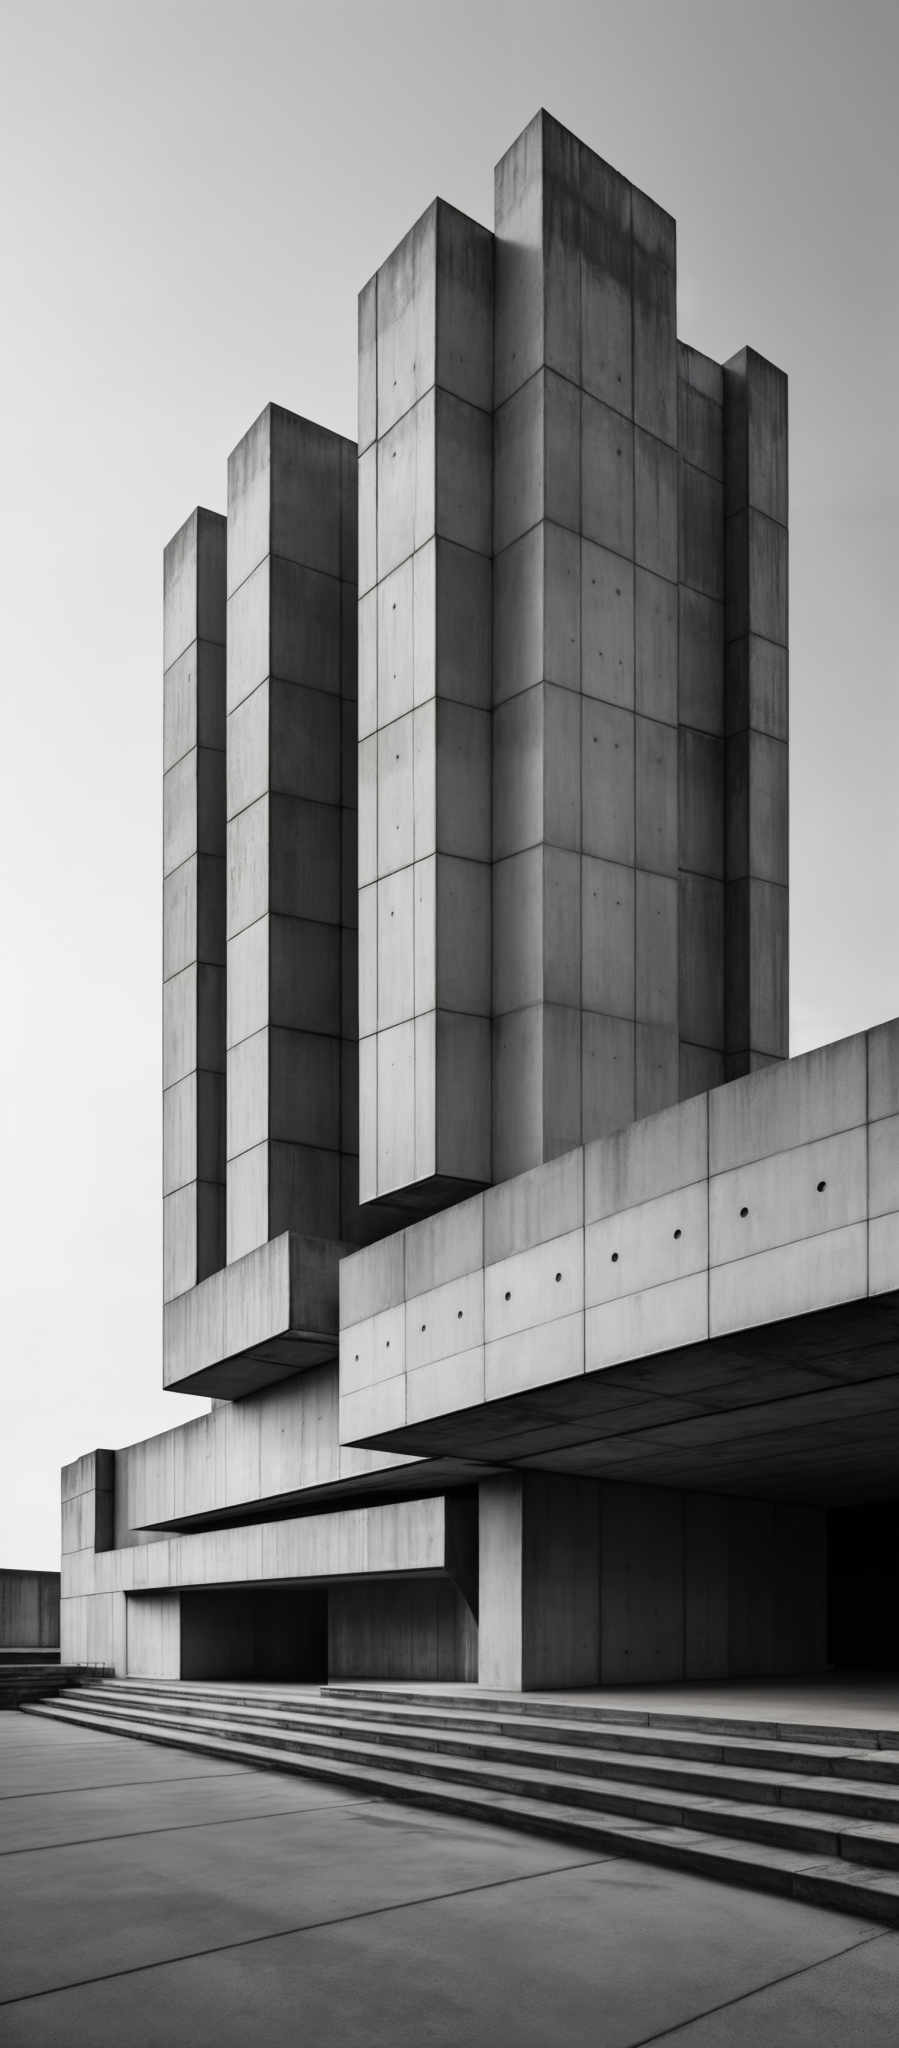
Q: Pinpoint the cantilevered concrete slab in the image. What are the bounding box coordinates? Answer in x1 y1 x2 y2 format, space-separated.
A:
163 1231 350 1397
338 1022 899 1504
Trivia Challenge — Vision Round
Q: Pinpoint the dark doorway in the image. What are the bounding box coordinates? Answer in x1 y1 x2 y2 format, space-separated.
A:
180 1586 328 1680
829 1504 899 1670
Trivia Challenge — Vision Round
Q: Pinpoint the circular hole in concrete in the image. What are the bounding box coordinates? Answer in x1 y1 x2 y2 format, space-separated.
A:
421 1324 426 1333
386 1340 390 1349
457 1309 463 1319
740 1206 749 1218
555 1272 562 1282
611 1252 619 1263
673 1229 682 1240
504 1290 511 1301
817 1180 827 1192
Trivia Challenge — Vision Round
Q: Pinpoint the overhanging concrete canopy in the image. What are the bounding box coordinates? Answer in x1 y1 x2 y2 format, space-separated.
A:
337 1026 899 1504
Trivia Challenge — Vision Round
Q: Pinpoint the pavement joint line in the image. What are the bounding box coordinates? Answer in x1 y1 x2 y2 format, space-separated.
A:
0 1852 616 2009
0 1770 264 1802
618 1927 894 2048
0 1795 386 1858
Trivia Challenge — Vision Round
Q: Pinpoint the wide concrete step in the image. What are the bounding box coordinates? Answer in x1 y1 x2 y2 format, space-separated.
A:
24 1691 899 1873
58 1685 899 1825
326 1684 899 1752
22 1695 899 1927
85 1679 899 1787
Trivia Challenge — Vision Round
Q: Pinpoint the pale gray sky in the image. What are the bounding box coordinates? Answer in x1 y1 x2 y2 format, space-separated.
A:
2 0 897 1569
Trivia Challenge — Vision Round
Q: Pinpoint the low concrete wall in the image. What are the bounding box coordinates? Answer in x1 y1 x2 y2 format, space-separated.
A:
0 1570 60 1649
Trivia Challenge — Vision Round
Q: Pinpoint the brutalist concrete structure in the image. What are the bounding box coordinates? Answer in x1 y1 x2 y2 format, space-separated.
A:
62 113 899 1689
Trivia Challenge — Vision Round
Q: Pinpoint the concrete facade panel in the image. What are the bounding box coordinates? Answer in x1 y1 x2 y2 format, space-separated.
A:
585 1271 708 1374
586 1180 708 1306
710 1126 867 1267
709 1037 866 1173
485 1310 585 1400
586 1091 708 1220
709 1222 868 1336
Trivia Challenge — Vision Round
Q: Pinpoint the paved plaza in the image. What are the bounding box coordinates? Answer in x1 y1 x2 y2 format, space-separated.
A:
3 1714 899 2046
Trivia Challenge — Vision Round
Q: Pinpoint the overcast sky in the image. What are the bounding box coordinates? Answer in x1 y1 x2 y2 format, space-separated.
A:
2 0 897 1571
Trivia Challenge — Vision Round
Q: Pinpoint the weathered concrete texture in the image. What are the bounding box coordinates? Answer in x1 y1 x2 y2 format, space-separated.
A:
478 1471 825 1689
0 1570 60 1649
226 405 363 1260
359 200 494 1210
339 1023 899 1507
162 508 227 1300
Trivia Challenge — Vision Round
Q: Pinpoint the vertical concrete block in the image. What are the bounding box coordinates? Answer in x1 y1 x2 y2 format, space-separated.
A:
226 408 357 1260
162 509 227 1300
492 115 672 1178
724 348 789 1071
361 199 494 1209
676 343 731 1091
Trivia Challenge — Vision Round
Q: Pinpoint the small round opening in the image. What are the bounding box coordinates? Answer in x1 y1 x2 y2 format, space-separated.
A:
673 1228 682 1241
555 1272 562 1283
457 1309 463 1319
420 1324 426 1334
611 1251 619 1264
817 1180 827 1193
504 1290 511 1302
385 1340 390 1349
740 1206 749 1219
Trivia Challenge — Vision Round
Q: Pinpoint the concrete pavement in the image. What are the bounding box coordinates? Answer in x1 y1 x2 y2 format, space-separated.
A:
3 1713 899 2044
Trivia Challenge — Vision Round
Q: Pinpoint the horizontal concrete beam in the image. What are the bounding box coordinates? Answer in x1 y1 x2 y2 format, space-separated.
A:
163 1232 353 1397
62 1493 457 1601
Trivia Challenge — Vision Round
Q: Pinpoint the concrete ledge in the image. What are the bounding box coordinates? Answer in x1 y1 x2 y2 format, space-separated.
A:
164 1233 351 1396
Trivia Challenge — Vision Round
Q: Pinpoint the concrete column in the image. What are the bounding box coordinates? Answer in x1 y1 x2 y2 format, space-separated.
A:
478 1473 600 1689
358 200 494 1212
492 113 681 1180
677 344 726 1097
723 349 789 1073
162 510 227 1301
225 406 356 1259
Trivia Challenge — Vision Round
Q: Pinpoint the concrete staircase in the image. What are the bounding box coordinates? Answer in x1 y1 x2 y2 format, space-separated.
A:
23 1678 899 1922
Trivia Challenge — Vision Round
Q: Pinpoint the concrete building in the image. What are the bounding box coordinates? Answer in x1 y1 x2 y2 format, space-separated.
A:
61 112 898 1692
